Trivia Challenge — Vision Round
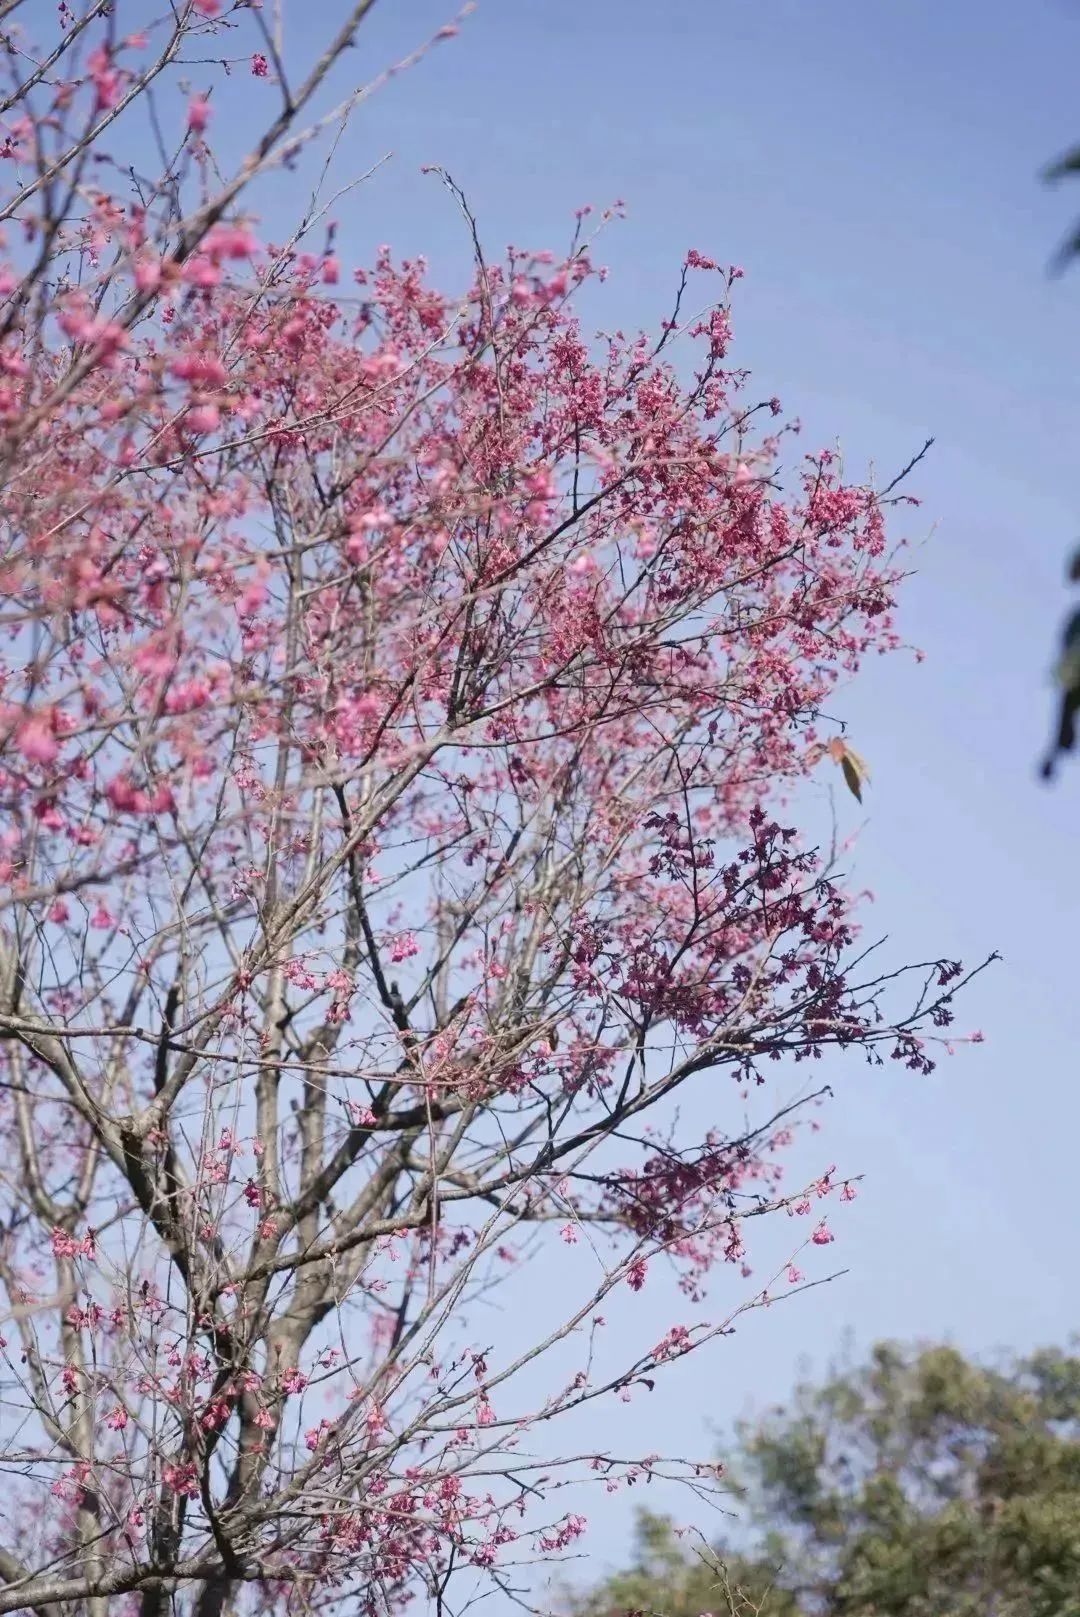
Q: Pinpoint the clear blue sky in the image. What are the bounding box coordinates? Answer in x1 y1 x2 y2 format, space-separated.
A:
112 0 1080 1588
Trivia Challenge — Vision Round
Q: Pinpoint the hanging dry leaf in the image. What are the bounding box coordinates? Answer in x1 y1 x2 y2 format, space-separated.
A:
841 745 870 802
841 755 863 801
824 737 870 801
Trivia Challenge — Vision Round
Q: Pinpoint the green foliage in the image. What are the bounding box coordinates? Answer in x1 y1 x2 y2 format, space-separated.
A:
570 1342 1080 1616
1045 146 1080 272
568 1508 802 1617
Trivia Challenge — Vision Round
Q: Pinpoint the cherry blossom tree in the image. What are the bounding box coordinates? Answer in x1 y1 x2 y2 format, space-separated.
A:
0 5 986 1613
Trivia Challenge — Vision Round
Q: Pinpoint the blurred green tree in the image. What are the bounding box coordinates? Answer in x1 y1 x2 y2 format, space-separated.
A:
570 1341 1080 1617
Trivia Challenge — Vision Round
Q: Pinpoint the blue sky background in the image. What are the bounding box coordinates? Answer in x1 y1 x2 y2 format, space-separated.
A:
60 0 1080 1592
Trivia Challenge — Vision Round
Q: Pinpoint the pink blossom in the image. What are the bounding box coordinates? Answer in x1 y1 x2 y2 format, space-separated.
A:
16 716 58 764
305 1420 331 1452
187 95 211 134
237 577 269 615
171 353 227 387
162 1461 198 1498
204 224 258 260
186 401 220 434
201 1399 231 1430
652 1325 691 1360
51 1226 87 1260
165 679 211 714
180 255 221 289
539 1513 588 1553
34 798 64 830
88 46 121 111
